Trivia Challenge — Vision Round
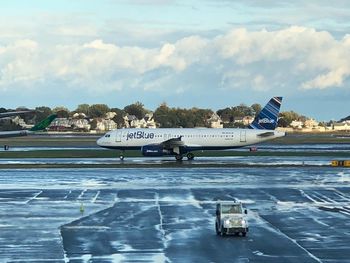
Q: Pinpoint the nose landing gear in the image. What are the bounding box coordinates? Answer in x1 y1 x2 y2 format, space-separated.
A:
119 151 125 161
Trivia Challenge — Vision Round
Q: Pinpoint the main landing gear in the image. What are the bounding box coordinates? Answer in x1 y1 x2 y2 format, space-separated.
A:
186 152 194 161
175 154 183 161
175 152 195 161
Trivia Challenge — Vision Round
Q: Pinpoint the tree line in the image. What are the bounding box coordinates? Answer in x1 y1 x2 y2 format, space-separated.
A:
0 102 310 130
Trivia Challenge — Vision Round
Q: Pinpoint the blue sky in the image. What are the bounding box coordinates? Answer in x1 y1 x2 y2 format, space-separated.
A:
1 0 350 120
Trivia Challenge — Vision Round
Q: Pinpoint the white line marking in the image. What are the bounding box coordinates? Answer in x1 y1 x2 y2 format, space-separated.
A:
155 193 166 239
258 215 323 263
313 192 337 204
91 191 100 203
299 190 320 204
63 190 71 199
330 188 350 201
339 211 350 216
77 189 86 200
24 191 43 204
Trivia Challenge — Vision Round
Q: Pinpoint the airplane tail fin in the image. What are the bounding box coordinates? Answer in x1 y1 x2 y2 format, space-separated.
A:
29 114 57 132
248 97 282 130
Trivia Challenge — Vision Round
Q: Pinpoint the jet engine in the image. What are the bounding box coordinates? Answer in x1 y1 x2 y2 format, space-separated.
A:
141 144 167 156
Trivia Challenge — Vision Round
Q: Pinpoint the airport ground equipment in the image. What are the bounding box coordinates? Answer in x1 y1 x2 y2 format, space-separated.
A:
331 160 350 167
215 201 248 236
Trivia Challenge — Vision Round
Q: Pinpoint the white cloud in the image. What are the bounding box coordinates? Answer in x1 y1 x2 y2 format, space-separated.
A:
0 26 349 95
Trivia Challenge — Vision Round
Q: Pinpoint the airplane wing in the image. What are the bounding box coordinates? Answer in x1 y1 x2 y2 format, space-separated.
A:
0 130 28 138
141 136 186 155
0 110 35 119
161 136 185 149
0 114 57 139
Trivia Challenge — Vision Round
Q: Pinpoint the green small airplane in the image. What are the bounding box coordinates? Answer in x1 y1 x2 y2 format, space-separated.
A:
0 114 57 138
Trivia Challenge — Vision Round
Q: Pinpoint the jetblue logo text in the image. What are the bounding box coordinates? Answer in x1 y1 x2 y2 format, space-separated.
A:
258 118 275 124
127 131 155 140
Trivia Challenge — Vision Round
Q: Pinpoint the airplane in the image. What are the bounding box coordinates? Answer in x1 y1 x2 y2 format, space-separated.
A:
97 97 285 160
0 114 57 139
0 110 35 119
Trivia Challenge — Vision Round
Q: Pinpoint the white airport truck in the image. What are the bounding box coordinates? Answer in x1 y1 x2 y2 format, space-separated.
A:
215 201 249 236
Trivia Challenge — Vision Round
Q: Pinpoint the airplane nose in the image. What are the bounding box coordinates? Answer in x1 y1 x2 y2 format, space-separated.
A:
96 137 103 146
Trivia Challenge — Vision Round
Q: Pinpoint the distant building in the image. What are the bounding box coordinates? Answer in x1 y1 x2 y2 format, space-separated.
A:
96 119 117 131
304 119 319 129
12 116 32 129
290 120 303 129
49 118 71 131
144 113 157 128
123 113 158 128
233 117 244 124
70 119 91 131
333 122 350 131
105 111 117 120
207 113 223 128
72 113 87 119
233 116 254 126
242 116 254 126
124 115 138 128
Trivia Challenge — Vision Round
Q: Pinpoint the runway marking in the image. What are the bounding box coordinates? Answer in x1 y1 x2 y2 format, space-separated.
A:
258 215 323 263
63 190 71 199
339 211 350 216
252 250 279 258
261 190 280 203
77 189 87 200
341 206 350 212
91 191 100 203
5 258 70 262
154 193 166 239
329 188 350 201
24 191 43 204
312 217 329 227
312 192 337 204
300 190 320 204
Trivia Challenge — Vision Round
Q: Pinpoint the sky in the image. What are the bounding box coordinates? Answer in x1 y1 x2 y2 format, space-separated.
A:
1 0 350 120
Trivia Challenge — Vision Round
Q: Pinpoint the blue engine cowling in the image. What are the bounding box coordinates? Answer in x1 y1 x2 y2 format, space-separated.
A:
141 144 165 157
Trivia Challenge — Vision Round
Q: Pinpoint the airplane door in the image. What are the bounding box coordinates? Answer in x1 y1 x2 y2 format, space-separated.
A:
115 131 122 142
240 131 246 142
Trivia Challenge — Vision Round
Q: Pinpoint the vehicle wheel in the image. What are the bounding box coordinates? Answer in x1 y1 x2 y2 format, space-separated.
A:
187 152 195 160
215 223 220 235
175 154 183 161
119 155 124 161
242 232 246 237
220 226 226 236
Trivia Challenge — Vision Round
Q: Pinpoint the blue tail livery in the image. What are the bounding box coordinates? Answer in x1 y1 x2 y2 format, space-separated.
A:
248 97 282 130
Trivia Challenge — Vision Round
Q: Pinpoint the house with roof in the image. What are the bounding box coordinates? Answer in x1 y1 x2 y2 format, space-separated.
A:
207 113 223 128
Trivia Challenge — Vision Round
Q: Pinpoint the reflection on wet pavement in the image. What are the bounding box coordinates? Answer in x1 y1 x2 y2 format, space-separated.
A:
0 164 349 262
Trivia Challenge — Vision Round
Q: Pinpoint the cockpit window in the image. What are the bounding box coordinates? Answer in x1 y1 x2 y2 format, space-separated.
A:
105 134 111 138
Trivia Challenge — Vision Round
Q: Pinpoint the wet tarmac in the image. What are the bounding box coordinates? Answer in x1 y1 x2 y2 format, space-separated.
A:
0 160 350 263
1 143 350 152
0 155 333 167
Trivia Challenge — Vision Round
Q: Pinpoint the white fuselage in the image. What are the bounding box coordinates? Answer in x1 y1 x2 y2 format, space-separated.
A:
97 128 285 151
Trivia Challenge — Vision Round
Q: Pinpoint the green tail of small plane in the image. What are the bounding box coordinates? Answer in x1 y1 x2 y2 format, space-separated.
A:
29 114 57 132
